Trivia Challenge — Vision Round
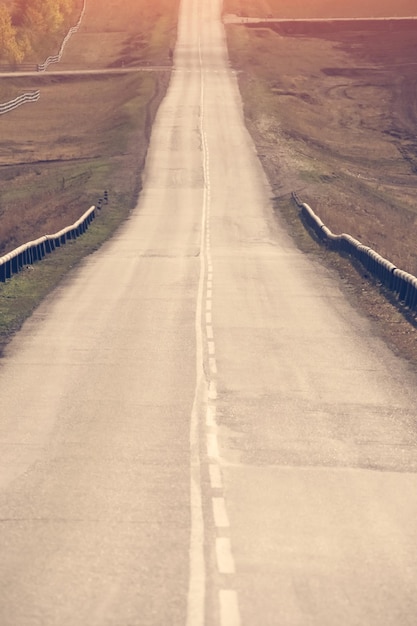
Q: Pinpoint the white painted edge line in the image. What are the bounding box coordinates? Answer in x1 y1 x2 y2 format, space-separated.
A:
216 537 236 574
219 589 241 626
208 340 215 355
207 325 214 340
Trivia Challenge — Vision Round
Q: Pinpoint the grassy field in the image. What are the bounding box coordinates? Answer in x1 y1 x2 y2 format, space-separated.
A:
225 21 417 266
224 0 417 18
223 0 417 363
0 71 161 252
0 0 179 353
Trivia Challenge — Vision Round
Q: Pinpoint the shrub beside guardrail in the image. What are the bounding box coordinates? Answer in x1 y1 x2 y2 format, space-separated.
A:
292 191 417 314
0 205 96 283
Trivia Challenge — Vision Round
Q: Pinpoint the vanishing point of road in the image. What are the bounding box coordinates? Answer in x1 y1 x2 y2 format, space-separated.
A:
1 0 417 624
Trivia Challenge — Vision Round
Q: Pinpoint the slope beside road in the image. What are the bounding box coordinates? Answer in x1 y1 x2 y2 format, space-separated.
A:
1 0 417 624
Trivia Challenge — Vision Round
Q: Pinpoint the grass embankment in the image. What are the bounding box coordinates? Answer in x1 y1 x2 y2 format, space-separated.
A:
224 0 417 364
0 0 179 354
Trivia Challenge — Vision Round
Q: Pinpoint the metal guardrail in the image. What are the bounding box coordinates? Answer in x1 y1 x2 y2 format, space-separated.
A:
0 91 40 115
0 205 96 283
37 0 87 72
292 192 417 313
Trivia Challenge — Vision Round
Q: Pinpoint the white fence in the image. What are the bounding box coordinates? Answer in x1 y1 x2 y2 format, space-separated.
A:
0 0 87 115
37 0 87 72
0 91 40 115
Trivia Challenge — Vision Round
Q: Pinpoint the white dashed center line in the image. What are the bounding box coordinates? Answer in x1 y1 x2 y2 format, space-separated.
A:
212 497 230 528
193 36 241 626
216 538 236 574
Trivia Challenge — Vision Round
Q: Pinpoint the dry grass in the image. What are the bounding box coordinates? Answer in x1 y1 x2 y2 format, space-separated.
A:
224 19 417 273
0 71 163 254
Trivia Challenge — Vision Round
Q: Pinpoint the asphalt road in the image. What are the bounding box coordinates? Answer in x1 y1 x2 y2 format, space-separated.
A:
1 0 417 624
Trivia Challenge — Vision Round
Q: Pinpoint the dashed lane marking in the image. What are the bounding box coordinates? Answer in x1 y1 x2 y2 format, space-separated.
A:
219 590 241 626
208 381 217 400
197 32 241 626
206 405 216 427
207 433 220 459
209 463 223 489
212 497 230 528
216 537 236 574
209 357 218 375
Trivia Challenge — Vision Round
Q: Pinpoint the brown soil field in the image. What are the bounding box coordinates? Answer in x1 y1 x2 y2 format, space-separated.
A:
224 0 417 19
224 1 417 365
0 0 178 256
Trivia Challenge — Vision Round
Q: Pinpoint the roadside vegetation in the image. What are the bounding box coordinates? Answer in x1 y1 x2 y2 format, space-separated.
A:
0 0 179 354
0 0 82 64
224 0 417 364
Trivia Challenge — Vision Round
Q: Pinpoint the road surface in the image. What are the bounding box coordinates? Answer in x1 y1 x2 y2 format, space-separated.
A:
1 0 417 624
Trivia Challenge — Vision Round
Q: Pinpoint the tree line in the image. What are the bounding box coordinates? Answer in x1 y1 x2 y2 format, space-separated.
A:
0 0 80 64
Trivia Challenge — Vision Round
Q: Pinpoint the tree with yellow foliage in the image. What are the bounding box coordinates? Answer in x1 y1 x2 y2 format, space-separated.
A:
0 3 24 63
0 0 79 63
